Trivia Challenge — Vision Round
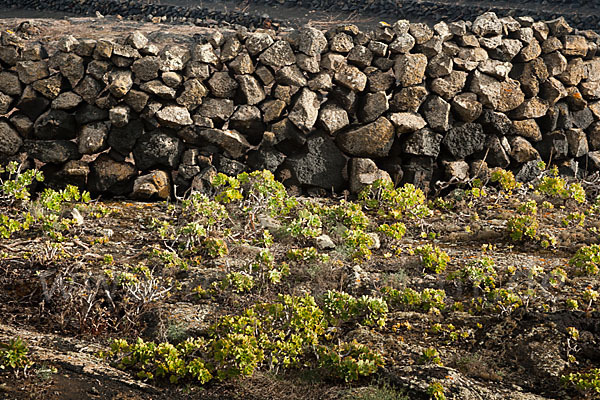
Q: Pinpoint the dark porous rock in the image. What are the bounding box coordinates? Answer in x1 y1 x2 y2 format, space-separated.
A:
336 116 394 158
367 70 395 93
275 65 308 87
73 76 102 105
17 86 50 120
132 56 161 81
484 135 511 168
0 121 22 156
389 112 427 135
359 91 388 123
547 17 573 37
124 90 150 113
247 147 286 173
452 92 482 122
133 132 183 171
489 39 522 62
9 114 33 137
32 74 63 99
562 35 588 57
192 43 217 65
213 154 246 176
273 85 299 105
88 153 137 195
177 79 207 111
334 64 367 92
197 128 252 159
107 70 133 98
284 133 346 191
423 95 451 132
402 156 434 191
509 136 540 163
572 107 594 130
156 105 193 129
42 160 89 190
108 119 144 155
161 71 183 88
565 87 586 111
33 109 76 140
536 131 569 160
109 105 130 128
318 103 349 134
245 32 274 56
565 128 589 157
296 54 320 74
0 92 12 114
52 92 82 110
588 122 600 151
207 71 238 98
544 52 568 76
512 119 542 142
390 86 428 112
56 52 85 88
259 40 296 68
444 160 470 181
409 23 434 45
539 77 567 105
236 75 266 105
288 88 320 132
75 104 108 125
472 12 503 37
229 105 265 143
443 123 486 159
389 33 416 54
132 170 171 200
16 60 49 84
320 52 346 71
557 58 585 86
330 33 354 53
426 54 453 79
580 82 600 100
159 45 191 71
510 97 549 120
347 45 373 69
86 60 110 81
24 139 79 164
0 72 22 96
196 98 235 125
78 121 109 154
402 128 443 157
270 118 306 149
140 80 176 100
298 27 328 57
516 159 545 182
430 70 468 100
255 66 275 86
330 86 357 112
394 53 428 86
260 99 287 123
349 157 392 194
470 71 525 112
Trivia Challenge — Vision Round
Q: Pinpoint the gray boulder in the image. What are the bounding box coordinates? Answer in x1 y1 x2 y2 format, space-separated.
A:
442 123 486 159
133 132 183 170
284 133 347 191
78 122 108 154
0 121 22 156
336 116 395 157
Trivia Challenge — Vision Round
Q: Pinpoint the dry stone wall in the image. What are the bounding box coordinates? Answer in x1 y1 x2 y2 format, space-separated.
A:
2 12 600 199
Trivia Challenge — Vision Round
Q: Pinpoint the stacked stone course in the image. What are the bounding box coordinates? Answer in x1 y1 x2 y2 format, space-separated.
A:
1 13 600 199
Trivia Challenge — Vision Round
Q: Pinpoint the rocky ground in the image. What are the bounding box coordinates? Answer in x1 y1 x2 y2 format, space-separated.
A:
2 0 600 30
0 164 600 399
